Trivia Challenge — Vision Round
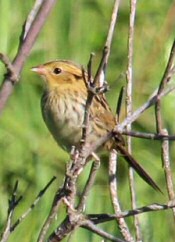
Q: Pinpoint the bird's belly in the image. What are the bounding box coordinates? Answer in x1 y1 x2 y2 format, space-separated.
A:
43 98 85 151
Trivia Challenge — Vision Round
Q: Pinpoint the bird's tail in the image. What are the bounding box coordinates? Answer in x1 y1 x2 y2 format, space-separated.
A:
116 144 162 193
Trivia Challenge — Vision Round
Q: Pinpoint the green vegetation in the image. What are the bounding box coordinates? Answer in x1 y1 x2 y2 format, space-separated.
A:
0 1 175 241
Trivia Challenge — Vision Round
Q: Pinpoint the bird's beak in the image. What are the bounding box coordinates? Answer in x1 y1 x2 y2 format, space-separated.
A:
31 65 46 76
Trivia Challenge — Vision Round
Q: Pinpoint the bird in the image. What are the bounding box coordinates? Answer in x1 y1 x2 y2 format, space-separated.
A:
31 60 160 192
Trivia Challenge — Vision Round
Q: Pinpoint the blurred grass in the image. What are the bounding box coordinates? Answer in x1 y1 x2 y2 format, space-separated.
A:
0 0 175 241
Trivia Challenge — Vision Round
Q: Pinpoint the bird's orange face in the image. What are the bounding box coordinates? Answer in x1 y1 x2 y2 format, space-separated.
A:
31 60 85 90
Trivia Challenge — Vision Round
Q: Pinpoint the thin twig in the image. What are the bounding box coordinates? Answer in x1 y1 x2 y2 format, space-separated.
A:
37 193 64 242
39 149 87 242
0 53 18 83
77 159 100 212
105 0 121 65
81 0 121 145
47 215 85 242
109 150 134 242
1 181 22 242
120 130 175 140
82 220 126 242
80 85 175 162
116 85 175 132
87 199 175 223
81 54 95 145
21 0 44 41
11 176 56 232
155 39 175 132
161 129 175 217
126 0 141 240
154 40 175 219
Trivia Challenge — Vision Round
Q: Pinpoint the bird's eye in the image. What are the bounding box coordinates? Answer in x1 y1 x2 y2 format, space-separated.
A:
53 67 62 74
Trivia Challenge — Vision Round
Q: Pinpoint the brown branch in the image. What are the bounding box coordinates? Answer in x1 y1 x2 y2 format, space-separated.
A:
21 0 45 40
77 159 100 212
109 150 134 242
82 220 126 242
37 191 64 242
161 129 175 218
154 40 175 219
120 130 175 140
0 0 57 115
105 0 121 65
87 199 175 223
116 85 175 132
81 0 120 145
0 54 18 83
38 148 87 242
0 181 22 242
11 176 56 232
155 39 175 132
76 85 175 164
48 215 85 242
125 0 141 240
1 177 55 242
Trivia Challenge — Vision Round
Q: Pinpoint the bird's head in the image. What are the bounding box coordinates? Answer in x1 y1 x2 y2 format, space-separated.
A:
31 60 85 90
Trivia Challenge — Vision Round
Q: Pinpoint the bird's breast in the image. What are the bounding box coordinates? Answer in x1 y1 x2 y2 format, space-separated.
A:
41 89 86 151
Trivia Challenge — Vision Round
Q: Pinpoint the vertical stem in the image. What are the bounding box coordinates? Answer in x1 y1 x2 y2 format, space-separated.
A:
109 150 134 242
105 0 121 64
126 0 142 241
155 41 175 220
161 129 175 214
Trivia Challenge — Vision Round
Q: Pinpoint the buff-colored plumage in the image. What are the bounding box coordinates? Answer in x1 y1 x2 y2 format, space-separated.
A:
32 60 160 192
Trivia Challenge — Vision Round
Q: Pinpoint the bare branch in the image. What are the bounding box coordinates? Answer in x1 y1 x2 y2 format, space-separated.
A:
0 181 22 242
37 193 64 242
87 199 175 223
116 85 175 132
161 129 175 217
125 0 141 240
11 176 56 232
77 159 100 212
0 53 18 83
155 39 175 132
120 130 175 140
154 40 175 219
109 150 134 242
21 0 45 40
105 0 121 65
82 220 126 242
1 177 55 242
38 148 87 242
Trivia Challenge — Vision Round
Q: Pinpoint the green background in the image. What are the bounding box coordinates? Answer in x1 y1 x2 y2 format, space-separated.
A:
0 0 175 241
